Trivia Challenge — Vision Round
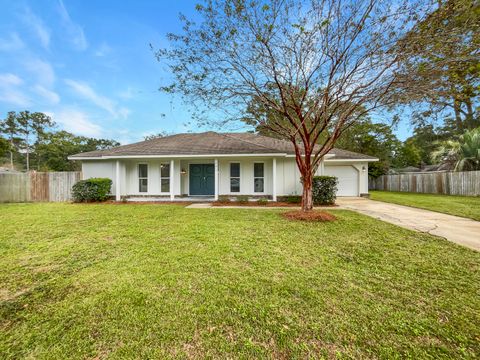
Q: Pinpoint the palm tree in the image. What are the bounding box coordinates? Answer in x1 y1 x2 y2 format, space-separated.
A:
431 127 480 171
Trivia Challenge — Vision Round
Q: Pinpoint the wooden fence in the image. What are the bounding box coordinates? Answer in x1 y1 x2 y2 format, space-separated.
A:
369 171 480 196
0 171 81 203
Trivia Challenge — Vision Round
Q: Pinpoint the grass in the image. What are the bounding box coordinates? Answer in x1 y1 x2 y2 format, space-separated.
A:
370 191 480 221
0 203 479 359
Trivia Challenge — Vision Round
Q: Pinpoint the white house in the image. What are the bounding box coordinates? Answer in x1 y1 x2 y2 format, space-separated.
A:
69 132 378 201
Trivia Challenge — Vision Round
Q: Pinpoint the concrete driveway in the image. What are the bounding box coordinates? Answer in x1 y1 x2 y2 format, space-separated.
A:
336 197 480 251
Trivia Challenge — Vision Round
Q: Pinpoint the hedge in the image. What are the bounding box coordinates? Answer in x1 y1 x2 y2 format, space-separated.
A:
312 176 338 205
72 178 112 202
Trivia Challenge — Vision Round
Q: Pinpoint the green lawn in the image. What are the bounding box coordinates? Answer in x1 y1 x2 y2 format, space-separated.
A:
1 204 479 359
370 191 480 221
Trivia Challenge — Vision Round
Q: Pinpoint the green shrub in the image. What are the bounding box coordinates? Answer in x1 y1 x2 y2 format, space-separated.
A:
218 195 231 203
236 195 249 204
72 178 112 202
284 195 302 204
312 176 338 205
256 198 268 205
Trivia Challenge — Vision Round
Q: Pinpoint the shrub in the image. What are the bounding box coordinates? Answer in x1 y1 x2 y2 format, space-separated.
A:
236 195 249 204
72 178 112 202
256 198 268 206
218 195 231 203
284 195 302 204
312 176 338 205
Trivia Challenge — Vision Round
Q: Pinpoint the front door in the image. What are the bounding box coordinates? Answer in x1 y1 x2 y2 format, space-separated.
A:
189 164 215 195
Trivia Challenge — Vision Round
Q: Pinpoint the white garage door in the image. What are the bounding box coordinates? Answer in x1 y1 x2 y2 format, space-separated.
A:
324 165 359 196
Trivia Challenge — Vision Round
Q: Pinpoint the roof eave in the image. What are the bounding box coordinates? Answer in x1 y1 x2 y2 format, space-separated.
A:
69 153 289 160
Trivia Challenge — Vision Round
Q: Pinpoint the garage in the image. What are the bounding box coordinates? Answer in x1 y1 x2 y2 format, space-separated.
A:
324 165 359 196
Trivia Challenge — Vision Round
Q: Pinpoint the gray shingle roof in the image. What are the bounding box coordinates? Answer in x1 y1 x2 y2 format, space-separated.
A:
69 131 377 160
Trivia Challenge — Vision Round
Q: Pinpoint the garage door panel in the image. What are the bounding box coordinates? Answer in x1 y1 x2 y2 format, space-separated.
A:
324 165 359 196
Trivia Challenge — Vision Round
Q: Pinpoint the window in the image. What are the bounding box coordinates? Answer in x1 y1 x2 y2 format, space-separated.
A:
254 163 264 192
138 164 148 192
160 163 170 192
230 163 240 192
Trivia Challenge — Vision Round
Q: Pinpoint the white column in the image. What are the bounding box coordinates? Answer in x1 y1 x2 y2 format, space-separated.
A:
214 159 219 200
272 157 277 202
115 160 121 201
170 160 175 200
319 159 325 175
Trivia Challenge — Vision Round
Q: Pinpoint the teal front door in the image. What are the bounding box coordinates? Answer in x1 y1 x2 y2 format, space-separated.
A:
189 164 215 195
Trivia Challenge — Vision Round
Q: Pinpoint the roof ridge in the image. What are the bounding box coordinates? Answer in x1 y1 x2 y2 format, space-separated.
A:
218 132 285 153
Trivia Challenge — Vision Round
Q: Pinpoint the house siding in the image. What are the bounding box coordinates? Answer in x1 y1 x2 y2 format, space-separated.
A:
80 157 370 198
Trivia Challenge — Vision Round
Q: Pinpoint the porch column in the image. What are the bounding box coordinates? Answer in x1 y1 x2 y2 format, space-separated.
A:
272 157 277 202
214 159 219 201
115 160 121 201
170 160 175 200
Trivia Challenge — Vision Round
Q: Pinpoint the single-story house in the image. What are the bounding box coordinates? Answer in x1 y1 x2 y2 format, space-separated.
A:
69 132 378 201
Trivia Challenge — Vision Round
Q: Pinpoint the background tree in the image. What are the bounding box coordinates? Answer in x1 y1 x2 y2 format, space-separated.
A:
0 136 10 159
392 0 480 133
35 131 120 171
156 0 433 211
144 131 170 141
431 127 480 170
14 111 55 171
334 119 401 177
393 139 422 169
0 112 23 169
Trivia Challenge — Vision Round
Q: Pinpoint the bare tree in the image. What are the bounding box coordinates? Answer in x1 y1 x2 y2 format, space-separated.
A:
156 0 434 211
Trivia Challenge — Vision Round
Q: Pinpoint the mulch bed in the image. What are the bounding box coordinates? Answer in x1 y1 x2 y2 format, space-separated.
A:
74 201 194 206
212 201 338 207
212 201 300 207
281 210 337 222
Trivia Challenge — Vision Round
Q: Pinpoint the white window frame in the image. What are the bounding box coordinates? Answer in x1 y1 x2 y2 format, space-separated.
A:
138 163 148 193
160 162 171 193
253 162 265 193
229 162 241 193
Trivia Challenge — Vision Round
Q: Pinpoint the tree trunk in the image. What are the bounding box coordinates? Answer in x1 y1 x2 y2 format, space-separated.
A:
453 97 463 132
26 133 29 172
26 147 29 172
301 172 314 212
9 138 14 169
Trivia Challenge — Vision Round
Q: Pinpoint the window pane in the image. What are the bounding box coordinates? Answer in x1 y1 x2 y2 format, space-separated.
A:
254 163 264 177
161 179 170 192
254 178 264 192
139 178 148 192
230 178 240 192
139 164 148 178
161 163 170 178
230 163 240 177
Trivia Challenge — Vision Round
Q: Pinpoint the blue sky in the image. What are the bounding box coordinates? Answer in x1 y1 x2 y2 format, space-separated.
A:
0 0 413 144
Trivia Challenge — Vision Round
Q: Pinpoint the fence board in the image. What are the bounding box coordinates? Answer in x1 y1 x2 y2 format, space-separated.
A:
369 170 480 196
0 171 81 203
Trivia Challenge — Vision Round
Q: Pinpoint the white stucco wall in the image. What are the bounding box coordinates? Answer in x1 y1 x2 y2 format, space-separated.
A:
82 160 116 194
80 157 370 198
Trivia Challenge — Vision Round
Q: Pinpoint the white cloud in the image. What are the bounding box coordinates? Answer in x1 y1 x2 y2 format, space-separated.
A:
23 7 50 49
94 42 111 57
33 85 60 104
0 73 23 86
24 59 56 87
64 79 130 119
0 73 30 106
58 0 88 51
118 87 136 100
0 33 25 52
53 109 102 137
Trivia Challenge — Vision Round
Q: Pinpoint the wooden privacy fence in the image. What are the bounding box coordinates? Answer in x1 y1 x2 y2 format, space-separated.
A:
0 171 81 203
369 171 480 196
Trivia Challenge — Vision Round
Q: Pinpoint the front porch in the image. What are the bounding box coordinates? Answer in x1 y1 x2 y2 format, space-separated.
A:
112 156 282 202
125 196 216 202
